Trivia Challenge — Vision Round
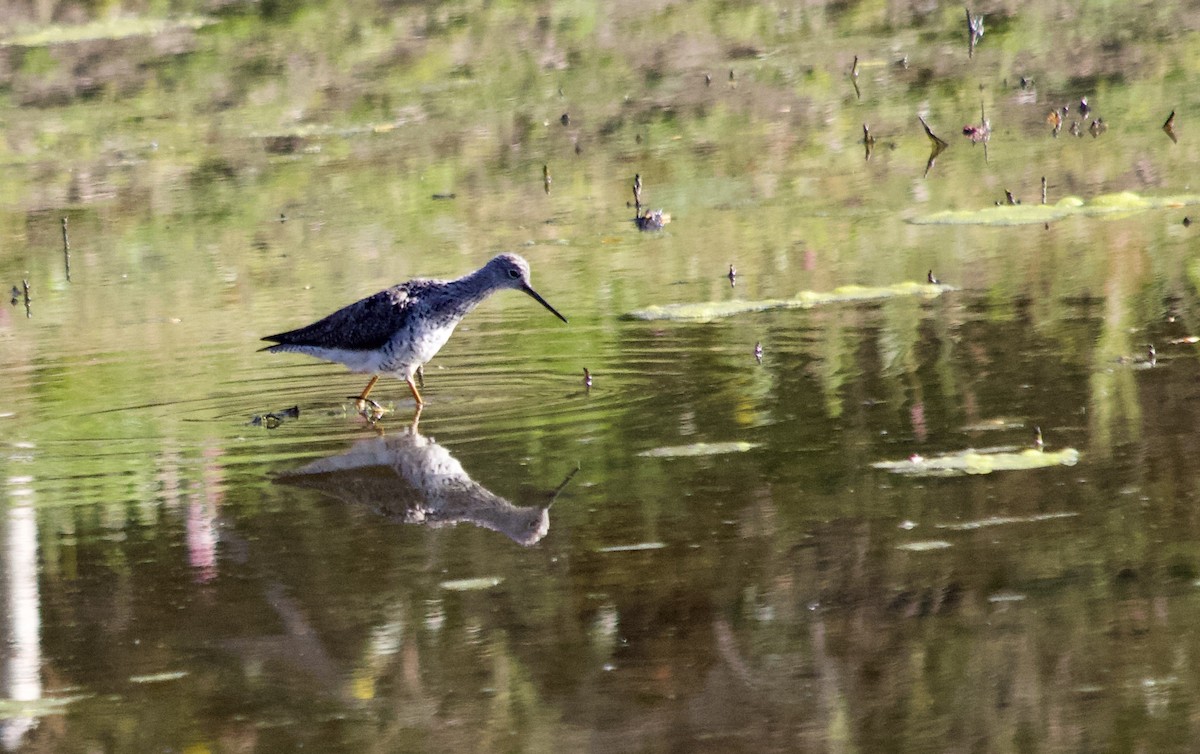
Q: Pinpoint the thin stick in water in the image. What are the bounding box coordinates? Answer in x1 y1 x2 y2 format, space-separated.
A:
62 217 71 282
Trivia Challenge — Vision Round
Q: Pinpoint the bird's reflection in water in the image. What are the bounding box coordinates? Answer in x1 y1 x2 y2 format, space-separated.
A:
275 415 573 546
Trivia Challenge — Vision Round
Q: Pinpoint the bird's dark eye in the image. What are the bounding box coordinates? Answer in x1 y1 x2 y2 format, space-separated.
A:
507 268 521 279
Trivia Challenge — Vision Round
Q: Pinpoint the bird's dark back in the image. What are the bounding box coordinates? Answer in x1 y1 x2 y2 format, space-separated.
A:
261 282 427 351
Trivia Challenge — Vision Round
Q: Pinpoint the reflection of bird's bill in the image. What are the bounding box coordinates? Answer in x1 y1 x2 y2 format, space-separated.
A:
523 285 569 323
546 465 581 506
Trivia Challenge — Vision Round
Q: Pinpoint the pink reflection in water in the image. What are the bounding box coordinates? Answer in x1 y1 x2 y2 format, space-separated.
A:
910 400 928 442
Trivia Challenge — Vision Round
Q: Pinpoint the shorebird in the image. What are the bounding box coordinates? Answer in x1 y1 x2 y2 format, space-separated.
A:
261 253 567 410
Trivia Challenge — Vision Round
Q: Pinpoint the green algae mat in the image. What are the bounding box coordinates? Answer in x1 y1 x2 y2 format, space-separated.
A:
873 447 1080 477
908 192 1200 226
637 441 760 458
626 281 951 323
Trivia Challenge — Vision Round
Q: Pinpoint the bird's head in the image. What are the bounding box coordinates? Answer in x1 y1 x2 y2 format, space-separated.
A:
486 254 568 324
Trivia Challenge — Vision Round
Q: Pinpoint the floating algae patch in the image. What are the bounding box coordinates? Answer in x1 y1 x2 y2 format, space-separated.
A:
638 441 760 458
873 448 1080 477
962 417 1027 432
250 121 410 140
909 192 1200 226
911 200 1074 226
0 694 89 718
597 542 668 553
625 281 950 323
440 576 503 592
2 16 215 47
896 540 952 552
937 511 1079 530
129 670 189 684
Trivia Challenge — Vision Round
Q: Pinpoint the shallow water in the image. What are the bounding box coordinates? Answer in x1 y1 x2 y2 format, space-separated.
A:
4 0 1200 751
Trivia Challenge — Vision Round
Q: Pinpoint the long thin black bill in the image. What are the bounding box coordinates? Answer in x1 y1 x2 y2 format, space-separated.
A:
523 285 568 324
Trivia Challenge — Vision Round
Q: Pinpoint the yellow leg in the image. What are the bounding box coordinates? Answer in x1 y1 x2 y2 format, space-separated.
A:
358 375 380 402
351 375 385 418
406 374 424 405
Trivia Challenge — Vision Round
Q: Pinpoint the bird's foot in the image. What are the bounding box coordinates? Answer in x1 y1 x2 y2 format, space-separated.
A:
349 396 387 421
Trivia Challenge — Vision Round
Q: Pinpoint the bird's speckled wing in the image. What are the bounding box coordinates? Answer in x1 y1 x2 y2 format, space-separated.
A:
262 281 430 351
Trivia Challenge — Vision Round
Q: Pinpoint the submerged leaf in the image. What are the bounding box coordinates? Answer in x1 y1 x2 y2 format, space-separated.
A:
873 447 1080 477
638 441 760 457
909 192 1200 226
625 281 950 323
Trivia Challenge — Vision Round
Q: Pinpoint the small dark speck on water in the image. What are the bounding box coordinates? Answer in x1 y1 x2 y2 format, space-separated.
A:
1183 217 1192 227
431 193 457 200
10 286 19 306
560 112 570 126
583 368 592 389
754 342 763 363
